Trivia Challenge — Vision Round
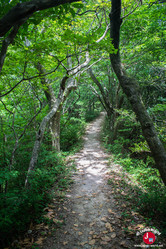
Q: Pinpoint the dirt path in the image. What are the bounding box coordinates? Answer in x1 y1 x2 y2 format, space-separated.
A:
41 113 164 249
41 113 123 249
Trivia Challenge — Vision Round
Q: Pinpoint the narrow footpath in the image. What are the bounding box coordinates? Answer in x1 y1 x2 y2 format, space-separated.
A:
41 113 165 249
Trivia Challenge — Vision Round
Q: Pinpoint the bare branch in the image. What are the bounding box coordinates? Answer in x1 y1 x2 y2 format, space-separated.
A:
77 9 96 16
122 2 140 20
68 51 91 76
0 99 14 115
0 62 61 98
96 24 110 43
81 57 103 74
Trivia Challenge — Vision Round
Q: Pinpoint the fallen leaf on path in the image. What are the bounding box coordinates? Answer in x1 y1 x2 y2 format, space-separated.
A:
23 238 30 245
44 211 54 219
111 232 116 238
89 239 96 245
48 204 55 208
35 237 44 245
80 242 87 246
90 222 95 227
136 224 145 229
105 222 113 232
108 209 114 214
120 240 127 247
89 231 94 235
92 235 98 238
74 224 78 227
101 217 107 222
35 223 44 230
100 241 108 245
53 219 63 224
101 236 111 242
63 241 68 245
121 191 127 196
102 230 108 234
78 232 83 235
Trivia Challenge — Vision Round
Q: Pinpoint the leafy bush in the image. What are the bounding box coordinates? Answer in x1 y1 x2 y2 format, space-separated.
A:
84 110 100 122
102 115 166 229
60 117 85 151
138 189 166 225
0 152 72 247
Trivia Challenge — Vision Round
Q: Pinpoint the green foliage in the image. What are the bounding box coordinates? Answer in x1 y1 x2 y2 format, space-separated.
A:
84 110 100 122
0 152 72 247
60 117 86 152
102 116 166 229
0 0 166 246
138 189 166 222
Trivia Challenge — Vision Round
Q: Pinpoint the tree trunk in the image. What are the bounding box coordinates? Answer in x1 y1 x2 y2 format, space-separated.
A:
0 0 79 37
36 62 61 151
88 68 114 124
25 52 90 187
110 0 166 185
50 110 61 152
112 84 124 140
25 99 61 187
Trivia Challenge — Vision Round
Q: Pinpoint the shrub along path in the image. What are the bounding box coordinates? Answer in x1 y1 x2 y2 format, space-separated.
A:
40 113 165 249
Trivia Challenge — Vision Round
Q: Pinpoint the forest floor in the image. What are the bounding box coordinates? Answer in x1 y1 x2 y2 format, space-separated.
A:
20 113 165 249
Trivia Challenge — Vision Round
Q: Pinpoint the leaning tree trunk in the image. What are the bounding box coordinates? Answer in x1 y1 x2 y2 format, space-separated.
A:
25 77 72 187
25 99 61 187
36 61 61 151
109 0 166 185
50 109 61 152
25 52 90 187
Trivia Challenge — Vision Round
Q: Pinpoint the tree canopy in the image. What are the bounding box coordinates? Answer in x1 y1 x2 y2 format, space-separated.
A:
0 0 166 247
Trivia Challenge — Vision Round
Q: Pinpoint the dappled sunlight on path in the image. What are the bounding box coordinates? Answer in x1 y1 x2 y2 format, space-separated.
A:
41 113 136 249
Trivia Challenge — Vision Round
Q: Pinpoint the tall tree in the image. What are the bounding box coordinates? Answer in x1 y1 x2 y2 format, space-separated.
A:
109 0 166 185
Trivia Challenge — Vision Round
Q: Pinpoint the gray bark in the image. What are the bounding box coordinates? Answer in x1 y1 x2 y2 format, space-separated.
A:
50 110 61 151
25 52 90 187
25 98 62 187
36 62 61 151
88 68 114 120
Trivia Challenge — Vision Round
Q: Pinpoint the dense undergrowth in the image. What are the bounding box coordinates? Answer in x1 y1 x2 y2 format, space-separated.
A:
0 150 72 248
0 109 99 248
102 116 166 235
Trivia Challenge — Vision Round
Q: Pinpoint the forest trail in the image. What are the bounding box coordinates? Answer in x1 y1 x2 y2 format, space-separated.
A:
40 113 154 249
